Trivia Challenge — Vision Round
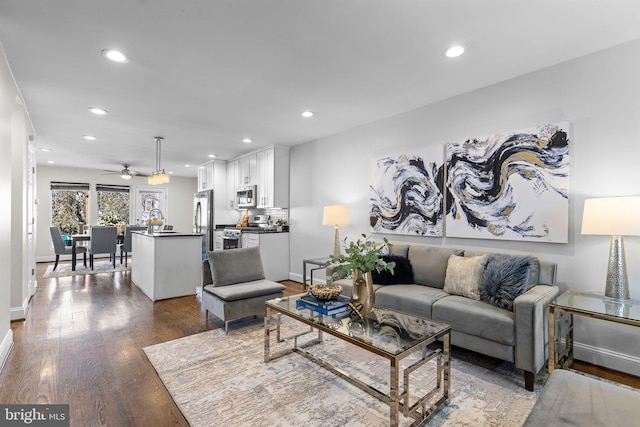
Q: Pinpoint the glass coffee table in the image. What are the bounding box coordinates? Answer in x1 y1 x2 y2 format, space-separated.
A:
264 294 451 427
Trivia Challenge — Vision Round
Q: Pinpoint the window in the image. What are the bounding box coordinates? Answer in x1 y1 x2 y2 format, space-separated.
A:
50 182 89 234
96 184 130 225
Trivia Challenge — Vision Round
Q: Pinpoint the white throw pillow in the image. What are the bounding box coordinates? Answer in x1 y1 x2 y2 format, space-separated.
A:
443 254 489 300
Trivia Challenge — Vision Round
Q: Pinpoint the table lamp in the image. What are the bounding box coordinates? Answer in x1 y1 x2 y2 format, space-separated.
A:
323 205 350 257
581 196 640 299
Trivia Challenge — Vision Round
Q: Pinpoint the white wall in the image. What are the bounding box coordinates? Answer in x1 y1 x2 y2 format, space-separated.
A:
35 165 198 261
289 38 640 375
1 43 34 370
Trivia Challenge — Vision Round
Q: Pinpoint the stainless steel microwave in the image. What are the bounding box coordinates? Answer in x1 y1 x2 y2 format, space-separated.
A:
236 185 257 208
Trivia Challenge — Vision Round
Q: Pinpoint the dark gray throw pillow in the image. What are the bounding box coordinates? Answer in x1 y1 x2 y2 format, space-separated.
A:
371 255 414 285
479 254 534 311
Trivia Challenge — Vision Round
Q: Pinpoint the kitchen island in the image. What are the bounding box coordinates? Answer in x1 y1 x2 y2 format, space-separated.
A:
131 231 202 301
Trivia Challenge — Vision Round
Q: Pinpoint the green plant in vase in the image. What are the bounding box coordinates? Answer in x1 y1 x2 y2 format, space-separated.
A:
329 234 395 317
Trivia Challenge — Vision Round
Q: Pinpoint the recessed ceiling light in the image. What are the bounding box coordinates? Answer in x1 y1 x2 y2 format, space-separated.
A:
208 154 217 158
88 107 108 115
102 49 129 63
301 111 314 118
444 45 465 58
39 148 51 152
242 138 253 143
83 135 97 141
169 171 174 175
47 160 55 164
184 164 191 168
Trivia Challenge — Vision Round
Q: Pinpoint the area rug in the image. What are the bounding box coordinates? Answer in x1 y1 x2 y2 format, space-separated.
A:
42 259 131 278
144 319 545 427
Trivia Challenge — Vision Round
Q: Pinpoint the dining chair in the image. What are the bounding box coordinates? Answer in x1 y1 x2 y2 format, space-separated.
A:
87 226 118 269
119 226 146 267
50 226 86 270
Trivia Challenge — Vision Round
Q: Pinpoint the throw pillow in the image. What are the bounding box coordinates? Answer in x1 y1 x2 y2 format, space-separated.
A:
371 255 414 285
443 254 488 300
479 254 534 311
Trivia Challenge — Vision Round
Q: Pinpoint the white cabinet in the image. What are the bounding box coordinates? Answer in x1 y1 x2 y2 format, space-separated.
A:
241 232 289 281
256 146 290 208
241 233 259 248
227 145 290 209
238 153 257 186
226 160 238 209
214 230 224 251
197 161 215 191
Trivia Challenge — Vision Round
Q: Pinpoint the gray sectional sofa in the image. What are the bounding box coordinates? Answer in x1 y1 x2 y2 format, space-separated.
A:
329 242 558 391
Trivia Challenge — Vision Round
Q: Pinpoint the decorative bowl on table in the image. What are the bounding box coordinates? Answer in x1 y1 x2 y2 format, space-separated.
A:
309 284 343 301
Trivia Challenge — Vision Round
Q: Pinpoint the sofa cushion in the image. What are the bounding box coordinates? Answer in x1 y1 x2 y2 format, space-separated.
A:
408 246 464 288
432 295 515 346
207 247 265 287
203 280 285 302
374 285 450 319
480 254 534 311
371 255 414 285
443 254 488 300
389 243 410 258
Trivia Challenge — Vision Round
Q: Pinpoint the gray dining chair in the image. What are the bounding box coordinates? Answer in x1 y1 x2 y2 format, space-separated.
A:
50 226 86 270
87 226 118 269
120 226 146 267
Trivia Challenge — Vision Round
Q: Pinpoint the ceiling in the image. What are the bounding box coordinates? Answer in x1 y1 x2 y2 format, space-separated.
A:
2 1 640 178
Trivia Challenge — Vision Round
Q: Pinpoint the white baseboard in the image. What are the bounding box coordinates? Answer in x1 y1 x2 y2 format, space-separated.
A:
0 329 14 373
288 272 328 286
574 341 640 377
10 295 30 321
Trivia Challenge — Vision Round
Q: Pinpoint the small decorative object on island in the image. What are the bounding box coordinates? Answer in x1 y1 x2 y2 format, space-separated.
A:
330 234 395 317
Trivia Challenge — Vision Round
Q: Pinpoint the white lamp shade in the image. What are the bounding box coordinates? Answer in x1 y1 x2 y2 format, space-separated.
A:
322 205 350 226
581 196 640 236
148 173 170 185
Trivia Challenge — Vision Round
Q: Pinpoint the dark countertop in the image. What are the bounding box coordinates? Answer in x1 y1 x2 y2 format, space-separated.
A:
133 231 203 238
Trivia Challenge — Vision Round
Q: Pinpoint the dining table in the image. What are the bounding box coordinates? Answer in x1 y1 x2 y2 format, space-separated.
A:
71 234 90 271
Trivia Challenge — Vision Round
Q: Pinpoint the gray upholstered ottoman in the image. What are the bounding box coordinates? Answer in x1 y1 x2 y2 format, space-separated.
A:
523 369 640 427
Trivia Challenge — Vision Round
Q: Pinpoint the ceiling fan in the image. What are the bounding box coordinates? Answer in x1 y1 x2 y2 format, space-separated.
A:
102 164 149 180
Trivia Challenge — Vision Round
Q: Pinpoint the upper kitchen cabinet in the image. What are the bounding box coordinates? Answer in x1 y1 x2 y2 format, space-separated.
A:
256 146 290 208
237 153 257 186
197 161 215 191
226 160 239 209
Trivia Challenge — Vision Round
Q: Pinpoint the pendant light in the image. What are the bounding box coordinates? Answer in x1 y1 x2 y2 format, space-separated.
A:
148 136 170 185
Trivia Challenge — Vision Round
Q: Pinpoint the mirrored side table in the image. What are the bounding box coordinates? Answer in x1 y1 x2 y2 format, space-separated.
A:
549 290 640 374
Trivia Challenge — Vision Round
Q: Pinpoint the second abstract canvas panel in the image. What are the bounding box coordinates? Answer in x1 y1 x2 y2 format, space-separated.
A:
369 122 570 243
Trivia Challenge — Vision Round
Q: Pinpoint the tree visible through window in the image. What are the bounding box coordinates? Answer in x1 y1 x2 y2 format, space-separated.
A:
50 182 89 234
97 184 130 225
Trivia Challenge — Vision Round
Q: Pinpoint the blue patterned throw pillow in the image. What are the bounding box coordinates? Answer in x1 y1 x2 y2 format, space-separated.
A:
479 254 534 311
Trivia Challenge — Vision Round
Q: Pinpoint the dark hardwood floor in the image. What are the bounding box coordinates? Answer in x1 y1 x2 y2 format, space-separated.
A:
1 262 638 426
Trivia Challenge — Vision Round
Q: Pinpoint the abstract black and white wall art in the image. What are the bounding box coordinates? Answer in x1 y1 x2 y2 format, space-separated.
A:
445 122 570 243
369 147 445 236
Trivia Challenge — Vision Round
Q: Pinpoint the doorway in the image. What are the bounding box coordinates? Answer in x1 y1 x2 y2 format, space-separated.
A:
133 186 168 226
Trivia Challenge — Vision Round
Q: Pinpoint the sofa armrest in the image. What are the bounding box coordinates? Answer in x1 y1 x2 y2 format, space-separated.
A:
325 263 348 281
513 284 560 374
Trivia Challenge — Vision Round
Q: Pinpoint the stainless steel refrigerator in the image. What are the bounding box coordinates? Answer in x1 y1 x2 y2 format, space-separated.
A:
194 190 214 259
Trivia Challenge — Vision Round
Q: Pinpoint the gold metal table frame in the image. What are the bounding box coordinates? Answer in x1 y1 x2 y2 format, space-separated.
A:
264 295 451 427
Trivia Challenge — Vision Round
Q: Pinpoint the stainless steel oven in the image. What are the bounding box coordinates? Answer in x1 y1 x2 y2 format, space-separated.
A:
222 228 241 250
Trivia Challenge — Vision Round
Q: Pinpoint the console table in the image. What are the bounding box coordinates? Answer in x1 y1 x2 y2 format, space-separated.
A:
549 290 640 374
